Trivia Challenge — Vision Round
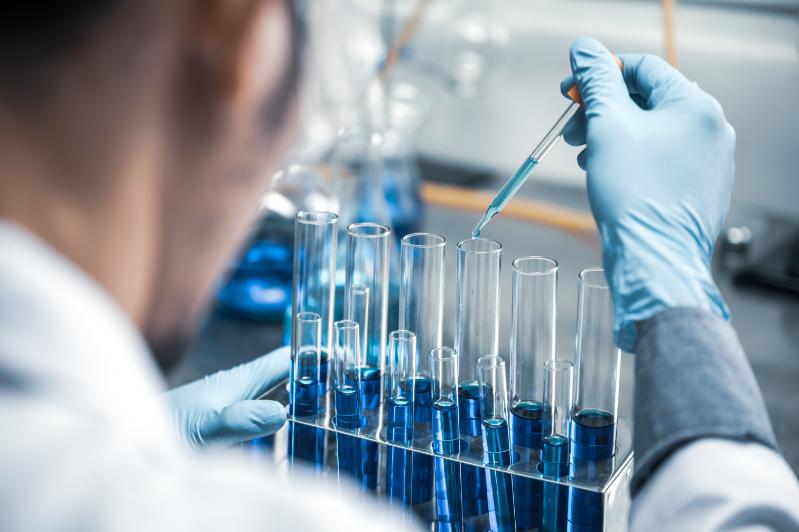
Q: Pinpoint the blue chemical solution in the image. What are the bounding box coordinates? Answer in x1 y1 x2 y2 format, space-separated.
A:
288 349 325 468
472 158 538 238
288 421 325 469
360 438 379 491
458 382 489 518
567 409 615 530
567 487 604 532
382 158 424 245
541 434 569 532
385 397 413 504
216 238 292 321
458 382 483 437
432 399 459 454
569 409 615 460
289 348 325 416
510 401 547 448
385 396 413 443
482 418 515 532
402 376 432 424
359 366 382 411
432 399 462 528
400 376 434 505
510 402 546 530
334 385 362 482
354 366 382 491
318 352 330 393
241 434 274 461
461 463 489 518
334 384 361 428
290 376 319 417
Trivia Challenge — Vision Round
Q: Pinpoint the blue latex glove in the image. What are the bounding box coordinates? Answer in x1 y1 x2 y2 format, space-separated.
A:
166 345 290 448
560 38 735 351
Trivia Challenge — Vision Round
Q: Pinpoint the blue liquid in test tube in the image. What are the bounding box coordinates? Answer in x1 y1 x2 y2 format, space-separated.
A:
399 232 447 507
333 320 364 482
289 212 337 470
541 358 575 532
289 312 325 469
455 238 502 520
384 330 417 506
431 347 463 530
541 434 570 532
568 268 621 531
344 223 391 491
509 256 559 529
478 356 516 532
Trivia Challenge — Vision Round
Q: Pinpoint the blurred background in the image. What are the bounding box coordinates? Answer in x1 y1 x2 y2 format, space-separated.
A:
171 0 799 475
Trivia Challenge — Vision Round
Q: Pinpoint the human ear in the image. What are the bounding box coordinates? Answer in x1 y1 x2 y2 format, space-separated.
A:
188 0 291 108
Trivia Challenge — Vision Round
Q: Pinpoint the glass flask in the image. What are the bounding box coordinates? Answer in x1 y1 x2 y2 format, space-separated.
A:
216 164 336 322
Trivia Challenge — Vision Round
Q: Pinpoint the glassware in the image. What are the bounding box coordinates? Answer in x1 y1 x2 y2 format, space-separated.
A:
292 211 338 370
477 355 515 532
572 268 621 462
431 346 463 528
455 237 501 436
455 237 500 519
399 232 446 424
384 330 417 505
217 165 335 321
568 268 622 531
344 222 391 411
509 256 557 451
288 312 325 469
541 359 574 532
509 256 557 530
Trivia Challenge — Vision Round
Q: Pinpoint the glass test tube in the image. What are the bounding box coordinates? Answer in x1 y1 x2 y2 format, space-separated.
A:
545 360 574 441
334 320 363 425
568 268 621 531
455 237 501 436
344 222 390 411
431 347 463 529
455 238 499 519
541 359 574 532
399 232 445 425
290 312 322 416
509 256 557 531
288 312 325 468
348 285 370 368
509 256 557 449
292 211 337 391
333 320 363 482
477 355 515 532
572 267 621 461
399 233 443 507
386 330 417 442
385 330 416 505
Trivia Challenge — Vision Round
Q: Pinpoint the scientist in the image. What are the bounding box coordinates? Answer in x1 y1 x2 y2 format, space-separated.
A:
0 1 796 531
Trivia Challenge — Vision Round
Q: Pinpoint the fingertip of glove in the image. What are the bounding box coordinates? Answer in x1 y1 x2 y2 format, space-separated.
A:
569 37 617 72
256 399 288 425
570 37 605 61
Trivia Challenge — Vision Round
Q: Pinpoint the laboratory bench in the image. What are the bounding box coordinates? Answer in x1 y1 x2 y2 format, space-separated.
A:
171 182 799 478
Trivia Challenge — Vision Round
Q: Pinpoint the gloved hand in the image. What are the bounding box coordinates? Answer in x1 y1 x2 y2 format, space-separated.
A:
560 38 735 351
166 345 290 448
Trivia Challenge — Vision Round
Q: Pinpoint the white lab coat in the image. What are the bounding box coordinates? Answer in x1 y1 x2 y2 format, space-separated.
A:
0 220 797 531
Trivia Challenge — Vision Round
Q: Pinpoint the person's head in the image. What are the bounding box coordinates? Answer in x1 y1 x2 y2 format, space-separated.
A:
0 1 302 368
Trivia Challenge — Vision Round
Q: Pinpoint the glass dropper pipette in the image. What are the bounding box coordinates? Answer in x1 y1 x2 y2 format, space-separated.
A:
472 57 622 238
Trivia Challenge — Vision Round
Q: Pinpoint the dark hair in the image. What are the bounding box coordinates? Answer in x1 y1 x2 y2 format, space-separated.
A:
0 2 119 67
0 2 303 116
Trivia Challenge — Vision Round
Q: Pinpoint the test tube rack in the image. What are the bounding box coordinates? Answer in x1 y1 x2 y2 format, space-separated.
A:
253 381 633 531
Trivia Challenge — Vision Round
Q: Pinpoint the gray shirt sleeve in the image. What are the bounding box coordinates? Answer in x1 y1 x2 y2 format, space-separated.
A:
631 306 780 495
